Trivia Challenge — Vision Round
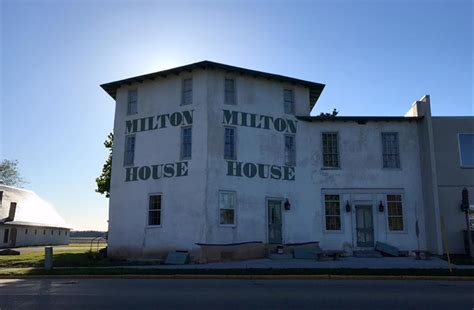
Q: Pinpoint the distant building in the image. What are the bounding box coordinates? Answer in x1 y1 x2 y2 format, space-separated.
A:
0 185 70 248
101 61 473 260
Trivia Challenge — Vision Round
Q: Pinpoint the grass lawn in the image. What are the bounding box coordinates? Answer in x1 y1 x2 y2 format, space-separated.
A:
0 244 122 269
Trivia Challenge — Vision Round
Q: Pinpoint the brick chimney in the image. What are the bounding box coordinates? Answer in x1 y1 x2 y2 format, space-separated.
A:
6 202 16 222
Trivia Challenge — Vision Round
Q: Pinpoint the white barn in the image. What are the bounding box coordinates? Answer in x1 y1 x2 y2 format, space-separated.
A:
101 61 473 260
0 185 70 248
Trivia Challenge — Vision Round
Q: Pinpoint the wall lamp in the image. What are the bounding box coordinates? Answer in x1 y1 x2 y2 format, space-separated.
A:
345 201 351 212
378 200 384 212
284 199 291 210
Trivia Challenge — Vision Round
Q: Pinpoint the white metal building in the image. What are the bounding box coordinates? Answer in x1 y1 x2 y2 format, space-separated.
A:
0 185 70 248
101 61 473 260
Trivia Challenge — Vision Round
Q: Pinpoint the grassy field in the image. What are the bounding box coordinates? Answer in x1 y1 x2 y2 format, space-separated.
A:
0 244 116 269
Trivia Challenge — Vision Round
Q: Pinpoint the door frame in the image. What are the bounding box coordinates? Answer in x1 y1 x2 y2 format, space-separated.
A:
265 197 284 244
352 203 375 249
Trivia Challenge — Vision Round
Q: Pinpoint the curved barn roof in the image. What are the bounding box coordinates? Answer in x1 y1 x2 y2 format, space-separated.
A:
0 185 70 229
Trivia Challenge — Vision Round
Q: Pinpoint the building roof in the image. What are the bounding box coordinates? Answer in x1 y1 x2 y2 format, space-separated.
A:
0 185 70 229
296 116 423 123
101 60 326 111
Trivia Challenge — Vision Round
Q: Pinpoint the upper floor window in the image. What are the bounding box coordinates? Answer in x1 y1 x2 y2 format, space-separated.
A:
382 132 400 168
458 133 474 168
148 195 162 226
284 134 296 166
127 90 138 115
324 194 341 230
181 78 193 105
224 127 236 160
387 194 403 231
322 132 339 168
283 89 294 114
181 127 192 160
224 78 236 105
219 191 235 225
124 135 136 166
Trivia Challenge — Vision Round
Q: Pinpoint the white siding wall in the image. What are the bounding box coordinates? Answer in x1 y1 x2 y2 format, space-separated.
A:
0 225 70 248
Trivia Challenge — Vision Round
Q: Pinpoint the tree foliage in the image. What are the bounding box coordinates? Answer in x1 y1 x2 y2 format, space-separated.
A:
95 132 113 198
0 159 27 187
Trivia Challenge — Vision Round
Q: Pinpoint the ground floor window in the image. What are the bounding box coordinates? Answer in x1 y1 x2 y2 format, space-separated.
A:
219 191 235 225
324 194 341 230
387 194 404 231
3 229 9 243
148 195 162 226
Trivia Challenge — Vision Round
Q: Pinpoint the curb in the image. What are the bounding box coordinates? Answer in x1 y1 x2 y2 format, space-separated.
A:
0 274 472 281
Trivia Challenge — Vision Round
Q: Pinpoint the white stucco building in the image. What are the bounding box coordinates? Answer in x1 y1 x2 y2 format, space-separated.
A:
0 185 70 248
101 61 473 260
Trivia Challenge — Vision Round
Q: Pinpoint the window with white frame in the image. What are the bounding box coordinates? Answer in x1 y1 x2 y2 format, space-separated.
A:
382 133 400 168
127 89 138 115
3 229 8 243
148 195 162 226
283 89 294 114
181 78 193 105
181 127 192 159
284 134 296 166
387 194 403 231
324 194 341 230
224 78 236 105
322 133 339 168
458 133 474 167
219 191 235 225
224 127 236 160
124 135 135 166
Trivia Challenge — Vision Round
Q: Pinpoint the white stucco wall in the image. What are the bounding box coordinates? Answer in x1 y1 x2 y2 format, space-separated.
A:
107 68 427 258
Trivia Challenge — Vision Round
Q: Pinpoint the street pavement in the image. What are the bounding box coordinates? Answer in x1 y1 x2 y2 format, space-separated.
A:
0 278 472 309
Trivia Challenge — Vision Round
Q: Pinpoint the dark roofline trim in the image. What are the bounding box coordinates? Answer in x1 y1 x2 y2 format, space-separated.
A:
296 116 423 123
100 60 325 110
1 221 71 229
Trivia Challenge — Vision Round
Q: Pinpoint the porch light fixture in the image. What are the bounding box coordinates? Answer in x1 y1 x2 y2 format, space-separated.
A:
378 200 384 212
284 199 291 210
345 201 351 212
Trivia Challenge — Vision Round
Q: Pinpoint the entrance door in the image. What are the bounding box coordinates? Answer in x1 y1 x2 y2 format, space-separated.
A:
9 228 17 247
267 200 283 244
356 205 374 247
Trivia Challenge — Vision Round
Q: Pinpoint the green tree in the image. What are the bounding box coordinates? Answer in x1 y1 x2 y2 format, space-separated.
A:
0 159 27 187
95 132 113 198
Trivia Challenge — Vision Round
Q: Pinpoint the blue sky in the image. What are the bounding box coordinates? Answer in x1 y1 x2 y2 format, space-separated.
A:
1 0 472 230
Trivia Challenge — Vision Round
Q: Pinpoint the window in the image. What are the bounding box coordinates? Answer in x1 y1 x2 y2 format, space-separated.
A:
51 230 53 235
224 127 236 160
322 133 339 168
283 89 294 114
66 231 68 236
35 229 37 235
124 135 136 166
458 133 474 167
25 229 28 234
224 78 236 105
148 195 162 226
387 194 404 231
219 191 235 225
43 229 46 235
3 229 9 243
284 135 296 166
181 127 192 159
127 90 138 115
59 231 61 236
324 194 341 230
181 78 193 105
382 133 400 168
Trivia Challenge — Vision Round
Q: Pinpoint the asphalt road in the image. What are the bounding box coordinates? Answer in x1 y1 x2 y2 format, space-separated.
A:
0 278 472 309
